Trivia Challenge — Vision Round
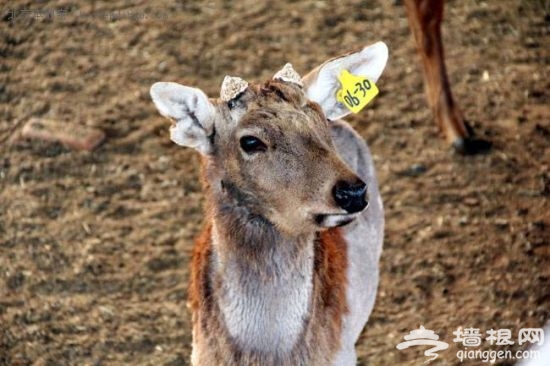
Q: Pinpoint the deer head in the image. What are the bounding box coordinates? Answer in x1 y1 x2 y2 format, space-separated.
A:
150 42 388 236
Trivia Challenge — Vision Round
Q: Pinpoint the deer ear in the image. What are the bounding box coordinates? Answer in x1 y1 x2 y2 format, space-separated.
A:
150 82 216 155
302 41 388 121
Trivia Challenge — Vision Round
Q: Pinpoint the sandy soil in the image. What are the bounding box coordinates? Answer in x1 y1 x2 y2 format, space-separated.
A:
0 0 548 365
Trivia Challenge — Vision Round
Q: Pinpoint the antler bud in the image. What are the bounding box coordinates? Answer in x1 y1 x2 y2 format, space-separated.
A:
220 76 248 102
273 63 302 87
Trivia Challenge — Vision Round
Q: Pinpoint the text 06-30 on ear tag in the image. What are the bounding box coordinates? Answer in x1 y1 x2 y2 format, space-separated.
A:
336 69 379 114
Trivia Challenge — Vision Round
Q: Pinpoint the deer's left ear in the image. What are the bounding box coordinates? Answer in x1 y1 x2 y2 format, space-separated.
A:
302 41 388 121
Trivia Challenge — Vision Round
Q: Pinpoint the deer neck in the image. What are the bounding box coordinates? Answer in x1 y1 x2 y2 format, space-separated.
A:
209 194 315 355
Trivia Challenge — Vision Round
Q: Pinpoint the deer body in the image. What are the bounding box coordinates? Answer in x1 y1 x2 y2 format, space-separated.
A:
150 42 388 365
190 119 383 366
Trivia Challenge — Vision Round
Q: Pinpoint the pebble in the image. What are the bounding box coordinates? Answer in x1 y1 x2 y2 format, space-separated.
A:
18 118 105 151
398 163 428 177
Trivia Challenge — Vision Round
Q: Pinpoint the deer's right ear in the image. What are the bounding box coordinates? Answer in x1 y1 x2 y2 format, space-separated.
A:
150 82 216 155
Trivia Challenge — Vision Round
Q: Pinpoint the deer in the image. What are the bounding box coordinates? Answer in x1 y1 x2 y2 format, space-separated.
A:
150 41 387 365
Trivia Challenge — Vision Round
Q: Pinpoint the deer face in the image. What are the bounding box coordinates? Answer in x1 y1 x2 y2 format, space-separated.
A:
212 79 369 234
150 42 388 235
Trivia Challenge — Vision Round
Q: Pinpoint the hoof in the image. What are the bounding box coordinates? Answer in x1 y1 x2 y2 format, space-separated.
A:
452 137 492 155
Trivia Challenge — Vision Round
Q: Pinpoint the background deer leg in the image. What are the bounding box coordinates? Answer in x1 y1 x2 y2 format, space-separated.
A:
404 0 485 153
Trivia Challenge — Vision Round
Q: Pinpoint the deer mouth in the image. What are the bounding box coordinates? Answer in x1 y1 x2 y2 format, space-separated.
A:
314 213 360 228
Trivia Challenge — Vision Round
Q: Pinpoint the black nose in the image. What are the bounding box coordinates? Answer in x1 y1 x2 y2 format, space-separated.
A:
332 180 368 214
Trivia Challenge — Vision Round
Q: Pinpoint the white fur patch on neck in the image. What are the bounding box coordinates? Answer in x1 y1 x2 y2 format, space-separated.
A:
273 63 303 87
220 75 248 102
212 224 314 354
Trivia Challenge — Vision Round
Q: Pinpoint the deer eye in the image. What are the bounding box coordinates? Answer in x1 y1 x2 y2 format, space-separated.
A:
240 135 267 154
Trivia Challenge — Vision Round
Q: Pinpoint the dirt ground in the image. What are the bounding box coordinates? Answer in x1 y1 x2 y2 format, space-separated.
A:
0 0 548 365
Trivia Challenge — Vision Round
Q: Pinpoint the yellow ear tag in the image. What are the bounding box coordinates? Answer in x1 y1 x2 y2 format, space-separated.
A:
336 69 379 113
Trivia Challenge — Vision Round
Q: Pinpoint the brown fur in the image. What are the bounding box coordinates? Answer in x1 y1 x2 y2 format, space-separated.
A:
188 221 211 314
150 48 379 364
204 79 358 237
404 0 469 144
183 77 365 365
315 228 349 337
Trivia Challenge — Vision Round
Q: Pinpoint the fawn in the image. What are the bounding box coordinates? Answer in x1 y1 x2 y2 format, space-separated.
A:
150 42 387 365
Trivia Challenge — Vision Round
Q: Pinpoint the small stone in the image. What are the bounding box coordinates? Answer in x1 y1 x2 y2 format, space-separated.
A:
158 61 167 73
19 118 105 151
464 197 479 206
398 163 428 177
98 306 114 318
